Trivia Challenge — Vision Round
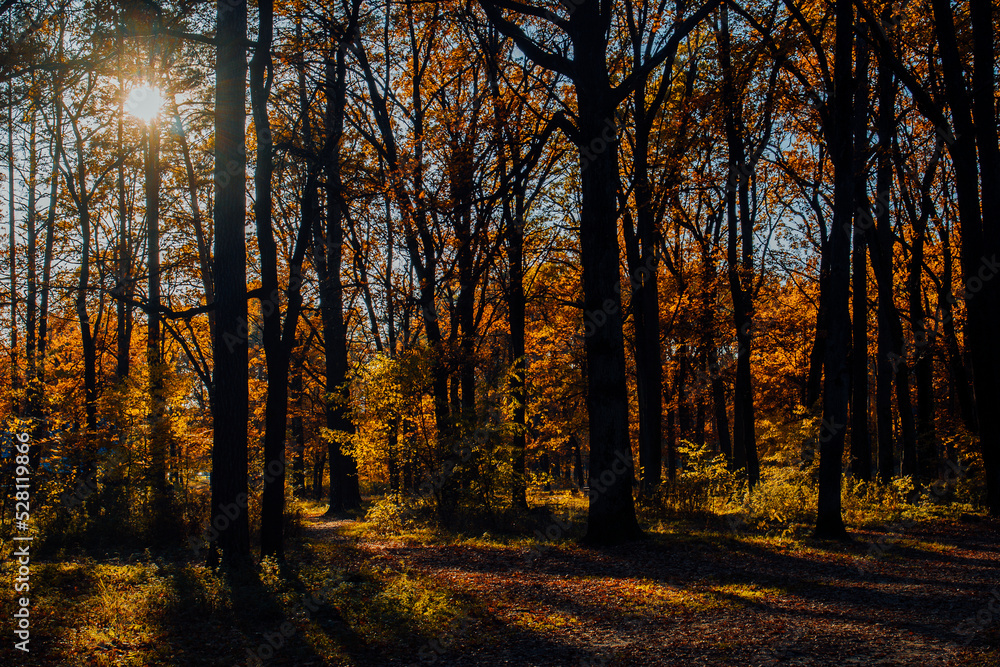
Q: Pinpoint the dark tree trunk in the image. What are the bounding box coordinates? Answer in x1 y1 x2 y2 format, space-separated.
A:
25 94 38 421
625 73 662 495
905 157 938 479
509 186 528 508
115 73 133 382
874 25 895 484
573 4 642 544
291 356 306 495
252 0 288 560
64 125 98 435
210 0 251 568
451 139 476 430
850 25 872 482
815 0 853 540
147 113 170 525
38 69 60 400
968 0 1000 513
937 220 977 433
478 0 716 541
318 21 362 513
666 405 677 482
709 347 732 460
865 32 915 481
805 252 828 409
313 451 326 500
8 85 18 409
929 0 1000 514
677 344 692 437
718 4 759 487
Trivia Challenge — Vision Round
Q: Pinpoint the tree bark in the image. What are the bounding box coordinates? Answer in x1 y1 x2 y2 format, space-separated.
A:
968 0 1000 513
815 0 853 539
573 3 643 544
318 14 362 513
251 0 287 559
25 85 38 421
211 0 251 568
850 25 872 482
509 184 528 508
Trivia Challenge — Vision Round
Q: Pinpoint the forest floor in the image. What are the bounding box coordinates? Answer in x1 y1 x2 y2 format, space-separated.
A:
2 498 999 666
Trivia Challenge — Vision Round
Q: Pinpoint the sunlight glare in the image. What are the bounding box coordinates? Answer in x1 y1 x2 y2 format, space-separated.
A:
126 85 164 123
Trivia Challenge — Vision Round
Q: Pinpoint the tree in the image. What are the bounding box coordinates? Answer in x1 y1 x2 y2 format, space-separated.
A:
478 0 719 543
814 0 854 539
210 0 250 568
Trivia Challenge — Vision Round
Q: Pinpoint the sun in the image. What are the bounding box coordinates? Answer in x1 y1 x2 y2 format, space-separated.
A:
126 84 164 123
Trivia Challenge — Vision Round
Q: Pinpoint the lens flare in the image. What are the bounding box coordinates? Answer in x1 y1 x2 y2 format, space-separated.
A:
126 85 164 123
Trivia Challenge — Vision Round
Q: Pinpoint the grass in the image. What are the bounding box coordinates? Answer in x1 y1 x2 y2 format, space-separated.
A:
2 484 996 666
0 503 469 667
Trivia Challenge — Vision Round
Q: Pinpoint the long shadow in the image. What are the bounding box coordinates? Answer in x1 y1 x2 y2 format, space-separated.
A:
153 561 332 666
353 526 998 664
293 521 585 666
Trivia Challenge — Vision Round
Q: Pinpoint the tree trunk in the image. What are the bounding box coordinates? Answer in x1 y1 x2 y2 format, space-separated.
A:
210 0 251 568
930 0 1000 514
115 28 133 381
626 74 663 495
717 4 760 486
252 0 288 559
509 185 528 508
937 219 977 433
38 71 60 398
874 23 895 484
968 0 1000 513
867 36 916 480
319 21 362 513
291 355 306 496
574 4 642 544
850 25 872 482
709 347 732 460
8 85 18 410
815 0 853 539
906 168 937 479
25 89 38 422
146 114 169 526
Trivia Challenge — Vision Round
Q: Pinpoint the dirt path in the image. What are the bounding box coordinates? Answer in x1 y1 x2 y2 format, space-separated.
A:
302 514 1000 666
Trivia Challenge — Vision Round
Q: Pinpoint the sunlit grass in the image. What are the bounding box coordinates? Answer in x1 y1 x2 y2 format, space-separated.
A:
0 528 470 667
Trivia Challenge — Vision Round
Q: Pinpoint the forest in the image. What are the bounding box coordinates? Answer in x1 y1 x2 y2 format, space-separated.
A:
0 0 998 665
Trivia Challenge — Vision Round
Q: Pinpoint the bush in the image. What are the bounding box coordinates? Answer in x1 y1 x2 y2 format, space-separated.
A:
639 440 742 520
739 465 817 531
363 493 430 534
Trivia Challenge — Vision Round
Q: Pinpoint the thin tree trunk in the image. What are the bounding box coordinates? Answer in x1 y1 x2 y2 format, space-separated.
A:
38 71 60 394
252 0 287 559
709 347 732 460
719 5 759 486
937 218 976 433
626 73 662 495
291 353 306 495
850 25 872 482
8 81 18 409
868 47 917 480
874 18 895 484
25 87 38 421
115 25 133 381
509 185 528 508
146 114 169 524
905 166 937 479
